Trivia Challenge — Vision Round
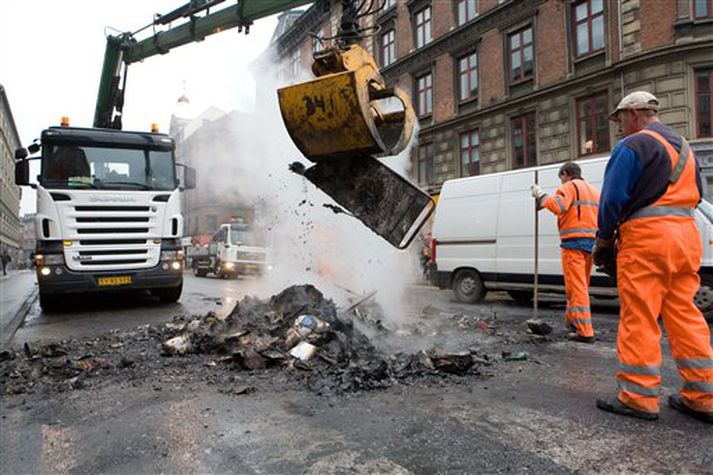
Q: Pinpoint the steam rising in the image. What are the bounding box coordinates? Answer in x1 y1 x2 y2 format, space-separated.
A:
191 48 423 323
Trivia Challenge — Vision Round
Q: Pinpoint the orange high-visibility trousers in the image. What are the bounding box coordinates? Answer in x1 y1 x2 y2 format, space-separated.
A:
617 217 713 414
562 248 595 338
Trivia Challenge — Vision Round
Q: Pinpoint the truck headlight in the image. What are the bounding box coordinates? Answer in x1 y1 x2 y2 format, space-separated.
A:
36 254 65 266
161 250 184 261
223 262 235 269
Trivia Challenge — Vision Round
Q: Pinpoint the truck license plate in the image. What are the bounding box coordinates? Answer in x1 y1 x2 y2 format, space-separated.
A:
97 276 132 286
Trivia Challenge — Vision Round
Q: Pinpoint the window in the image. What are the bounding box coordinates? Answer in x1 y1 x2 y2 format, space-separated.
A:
206 215 218 232
573 0 605 58
312 30 324 54
509 26 534 82
380 29 396 67
694 0 713 18
416 72 433 117
457 51 478 102
415 6 432 48
457 0 478 26
576 93 610 155
290 49 301 77
460 130 480 177
418 143 435 184
511 113 537 169
696 69 713 138
384 0 396 8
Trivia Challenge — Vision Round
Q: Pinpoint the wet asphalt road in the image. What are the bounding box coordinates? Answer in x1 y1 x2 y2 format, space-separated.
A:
1 275 712 473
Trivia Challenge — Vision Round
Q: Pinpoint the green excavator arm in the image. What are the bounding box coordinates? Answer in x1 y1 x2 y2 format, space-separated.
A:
93 0 314 129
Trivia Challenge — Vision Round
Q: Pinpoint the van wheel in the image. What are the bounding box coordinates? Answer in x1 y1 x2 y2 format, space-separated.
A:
453 269 486 304
694 284 713 323
507 290 533 304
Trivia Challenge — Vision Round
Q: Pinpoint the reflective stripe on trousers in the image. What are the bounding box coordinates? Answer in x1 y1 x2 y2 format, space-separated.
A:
616 217 713 414
561 248 594 338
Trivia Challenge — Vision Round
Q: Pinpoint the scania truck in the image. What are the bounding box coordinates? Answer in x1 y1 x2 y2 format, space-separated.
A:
15 122 196 311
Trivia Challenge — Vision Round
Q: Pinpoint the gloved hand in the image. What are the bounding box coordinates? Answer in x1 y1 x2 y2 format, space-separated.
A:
530 184 546 199
592 237 616 270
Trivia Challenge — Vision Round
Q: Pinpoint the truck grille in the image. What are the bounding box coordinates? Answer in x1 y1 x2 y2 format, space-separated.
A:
236 251 266 262
64 205 160 271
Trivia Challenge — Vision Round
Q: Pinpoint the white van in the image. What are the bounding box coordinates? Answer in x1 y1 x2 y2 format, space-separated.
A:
429 156 713 321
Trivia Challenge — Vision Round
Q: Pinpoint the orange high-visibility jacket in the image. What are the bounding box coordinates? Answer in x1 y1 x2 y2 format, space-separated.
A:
624 129 700 219
542 179 600 241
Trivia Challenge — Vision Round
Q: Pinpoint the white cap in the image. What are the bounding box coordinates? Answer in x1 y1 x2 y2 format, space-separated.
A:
610 91 660 118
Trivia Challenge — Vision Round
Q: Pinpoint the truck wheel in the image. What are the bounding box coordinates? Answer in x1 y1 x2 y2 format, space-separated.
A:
452 269 486 304
39 291 61 313
694 284 713 323
152 282 183 303
192 266 207 278
507 290 533 304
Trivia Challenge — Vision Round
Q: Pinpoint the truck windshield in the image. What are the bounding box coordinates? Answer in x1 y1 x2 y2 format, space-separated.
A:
230 229 265 246
41 144 176 190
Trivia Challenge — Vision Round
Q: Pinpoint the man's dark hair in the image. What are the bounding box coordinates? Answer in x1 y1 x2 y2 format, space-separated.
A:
559 162 582 179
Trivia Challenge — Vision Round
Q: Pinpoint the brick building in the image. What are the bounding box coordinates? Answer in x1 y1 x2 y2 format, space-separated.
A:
269 0 713 197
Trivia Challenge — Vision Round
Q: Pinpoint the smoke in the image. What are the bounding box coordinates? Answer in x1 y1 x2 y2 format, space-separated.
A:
216 48 423 324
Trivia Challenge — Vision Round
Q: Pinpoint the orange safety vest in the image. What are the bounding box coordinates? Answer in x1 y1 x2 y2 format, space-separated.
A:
624 130 699 221
543 178 600 240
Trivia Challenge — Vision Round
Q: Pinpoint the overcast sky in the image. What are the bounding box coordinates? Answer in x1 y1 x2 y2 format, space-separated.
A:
1 1 288 215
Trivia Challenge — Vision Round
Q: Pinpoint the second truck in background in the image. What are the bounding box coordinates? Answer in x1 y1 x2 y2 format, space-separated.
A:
189 222 270 279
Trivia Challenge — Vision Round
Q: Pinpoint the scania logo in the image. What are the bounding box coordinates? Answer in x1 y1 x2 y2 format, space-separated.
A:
73 255 93 261
89 196 137 202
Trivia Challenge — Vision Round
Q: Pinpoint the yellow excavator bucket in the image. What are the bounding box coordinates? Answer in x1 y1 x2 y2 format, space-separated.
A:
278 44 415 161
278 44 433 249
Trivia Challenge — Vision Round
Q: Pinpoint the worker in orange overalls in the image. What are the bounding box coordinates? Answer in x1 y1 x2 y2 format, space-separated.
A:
593 91 713 423
531 162 600 343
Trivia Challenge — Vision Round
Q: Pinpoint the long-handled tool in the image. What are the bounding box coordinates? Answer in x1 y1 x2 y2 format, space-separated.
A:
533 170 539 318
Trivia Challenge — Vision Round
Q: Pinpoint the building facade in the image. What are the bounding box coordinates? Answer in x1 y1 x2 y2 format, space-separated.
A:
18 213 36 268
0 84 23 260
169 102 257 237
270 0 713 197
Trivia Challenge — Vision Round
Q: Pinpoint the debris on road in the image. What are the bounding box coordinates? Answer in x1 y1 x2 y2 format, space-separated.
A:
526 319 553 336
502 351 529 362
0 285 506 397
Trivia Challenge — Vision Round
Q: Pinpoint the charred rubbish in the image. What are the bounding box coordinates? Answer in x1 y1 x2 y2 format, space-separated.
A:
0 285 493 397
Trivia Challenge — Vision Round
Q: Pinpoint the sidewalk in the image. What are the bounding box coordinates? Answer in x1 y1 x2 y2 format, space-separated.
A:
0 270 37 347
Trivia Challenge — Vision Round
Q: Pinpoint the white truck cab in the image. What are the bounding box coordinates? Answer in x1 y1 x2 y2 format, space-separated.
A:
15 126 196 311
190 222 270 278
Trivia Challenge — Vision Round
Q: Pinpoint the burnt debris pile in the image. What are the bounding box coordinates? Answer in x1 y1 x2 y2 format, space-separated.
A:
162 285 489 394
0 285 491 396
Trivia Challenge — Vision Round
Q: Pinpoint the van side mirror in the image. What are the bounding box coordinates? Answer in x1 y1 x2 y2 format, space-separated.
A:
15 159 30 186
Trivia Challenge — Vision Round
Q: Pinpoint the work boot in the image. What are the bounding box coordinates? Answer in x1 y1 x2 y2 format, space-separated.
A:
668 394 713 424
596 396 659 421
567 332 595 343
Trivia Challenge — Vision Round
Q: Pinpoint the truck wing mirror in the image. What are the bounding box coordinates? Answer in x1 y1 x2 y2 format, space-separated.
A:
15 159 30 186
176 164 196 190
15 148 28 160
184 166 196 190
